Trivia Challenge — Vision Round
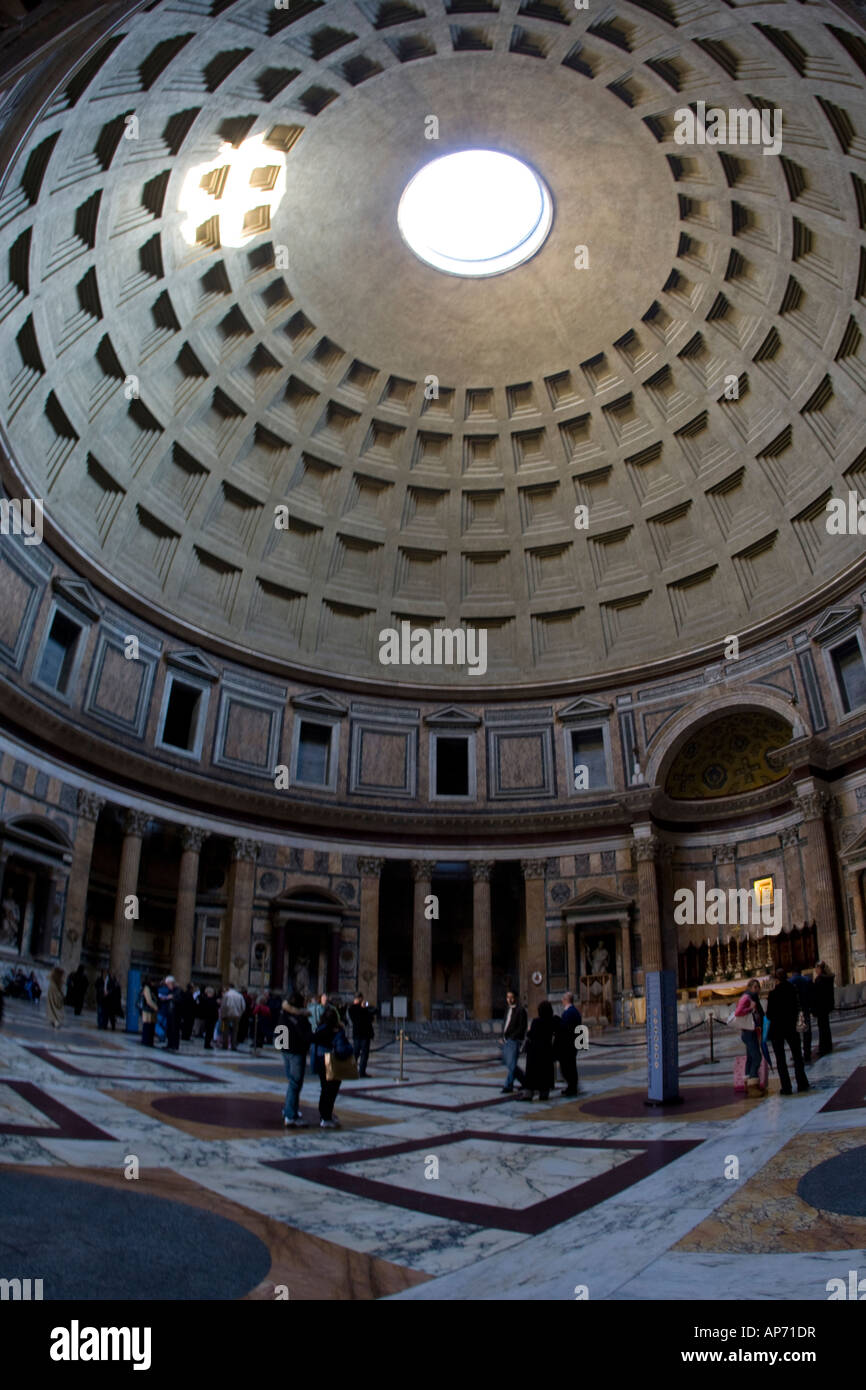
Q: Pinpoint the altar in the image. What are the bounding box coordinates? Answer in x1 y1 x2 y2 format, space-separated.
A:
696 975 773 1005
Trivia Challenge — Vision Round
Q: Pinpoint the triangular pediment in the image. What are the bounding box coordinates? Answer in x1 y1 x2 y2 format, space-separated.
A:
564 885 634 914
840 823 866 861
809 605 861 646
51 575 101 621
165 648 220 682
424 705 481 727
290 690 347 716
558 696 612 722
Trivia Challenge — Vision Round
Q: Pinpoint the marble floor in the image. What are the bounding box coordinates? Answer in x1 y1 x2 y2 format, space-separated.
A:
1 999 865 1300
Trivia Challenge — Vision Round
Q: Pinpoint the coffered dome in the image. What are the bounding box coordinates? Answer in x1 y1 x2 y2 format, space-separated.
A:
1 0 864 687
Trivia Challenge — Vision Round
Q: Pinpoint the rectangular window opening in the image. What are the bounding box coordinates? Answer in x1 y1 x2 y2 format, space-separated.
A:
571 726 607 790
435 736 469 796
832 636 866 714
297 720 332 784
38 611 82 694
161 680 201 751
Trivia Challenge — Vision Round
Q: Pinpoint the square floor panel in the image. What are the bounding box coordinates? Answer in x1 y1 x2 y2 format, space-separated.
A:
340 1137 641 1210
26 1046 222 1084
0 1081 113 1140
266 1131 700 1234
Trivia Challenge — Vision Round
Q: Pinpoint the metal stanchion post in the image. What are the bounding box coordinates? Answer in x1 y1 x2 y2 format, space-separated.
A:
398 1025 406 1081
708 1011 718 1064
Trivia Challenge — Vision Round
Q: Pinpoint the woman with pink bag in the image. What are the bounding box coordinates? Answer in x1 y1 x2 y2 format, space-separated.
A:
733 979 766 1097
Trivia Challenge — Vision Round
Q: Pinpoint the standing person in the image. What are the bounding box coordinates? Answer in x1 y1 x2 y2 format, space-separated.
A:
312 998 345 1128
66 964 88 1017
191 984 203 1039
219 981 245 1051
348 993 375 1078
252 992 271 1049
733 978 766 1096
199 986 218 1049
789 967 815 1065
106 973 121 1031
309 992 328 1077
237 988 253 1047
279 991 312 1127
179 984 196 1042
766 968 810 1095
499 990 527 1094
813 961 835 1057
557 992 582 1098
139 977 157 1047
159 975 182 1052
46 967 65 1030
520 999 557 1102
95 968 112 1030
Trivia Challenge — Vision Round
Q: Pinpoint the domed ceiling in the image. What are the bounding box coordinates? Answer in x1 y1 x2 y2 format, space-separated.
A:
1 0 865 686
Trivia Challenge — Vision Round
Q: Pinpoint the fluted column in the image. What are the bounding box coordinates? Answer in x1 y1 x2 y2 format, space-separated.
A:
472 861 494 1021
796 787 843 979
844 865 866 983
632 830 662 975
521 859 547 1014
221 838 260 988
411 859 435 1021
60 791 104 972
109 809 149 989
658 840 677 974
170 827 208 986
358 857 384 1005
779 826 805 924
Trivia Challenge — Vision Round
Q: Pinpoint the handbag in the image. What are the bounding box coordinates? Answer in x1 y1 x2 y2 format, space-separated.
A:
325 1051 358 1082
795 1010 807 1033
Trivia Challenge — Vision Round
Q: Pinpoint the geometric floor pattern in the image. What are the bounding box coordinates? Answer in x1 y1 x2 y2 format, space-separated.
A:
2 998 866 1299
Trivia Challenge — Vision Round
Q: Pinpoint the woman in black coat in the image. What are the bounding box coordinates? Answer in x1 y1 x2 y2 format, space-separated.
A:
520 999 557 1101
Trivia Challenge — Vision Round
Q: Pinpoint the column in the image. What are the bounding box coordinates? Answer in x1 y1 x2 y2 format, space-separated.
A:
520 859 547 1014
845 866 866 983
358 857 384 1005
40 869 64 957
170 827 208 986
60 791 104 972
631 829 662 974
713 844 738 972
471 861 494 1021
796 787 843 979
220 838 260 988
658 840 677 974
779 826 805 923
109 809 149 987
619 912 633 996
411 859 435 1022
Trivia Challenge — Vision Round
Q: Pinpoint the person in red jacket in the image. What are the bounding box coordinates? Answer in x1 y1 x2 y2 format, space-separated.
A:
734 979 766 1096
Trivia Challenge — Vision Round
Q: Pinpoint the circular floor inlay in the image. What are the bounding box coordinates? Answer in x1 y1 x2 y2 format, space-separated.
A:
796 1147 866 1218
397 149 552 277
579 1085 739 1118
154 1094 293 1129
0 1172 272 1300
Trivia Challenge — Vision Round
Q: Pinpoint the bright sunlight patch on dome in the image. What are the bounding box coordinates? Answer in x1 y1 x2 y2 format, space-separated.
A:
178 133 287 248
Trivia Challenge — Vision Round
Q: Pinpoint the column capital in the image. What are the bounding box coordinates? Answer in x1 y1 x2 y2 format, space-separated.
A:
181 826 208 854
123 809 149 838
410 859 436 881
713 844 737 865
631 834 659 864
358 856 385 877
520 858 547 879
77 790 105 822
232 838 260 863
779 826 800 850
471 860 495 882
796 790 832 822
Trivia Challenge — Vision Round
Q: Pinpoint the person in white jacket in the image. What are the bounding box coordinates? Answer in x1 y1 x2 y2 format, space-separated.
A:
219 983 245 1051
